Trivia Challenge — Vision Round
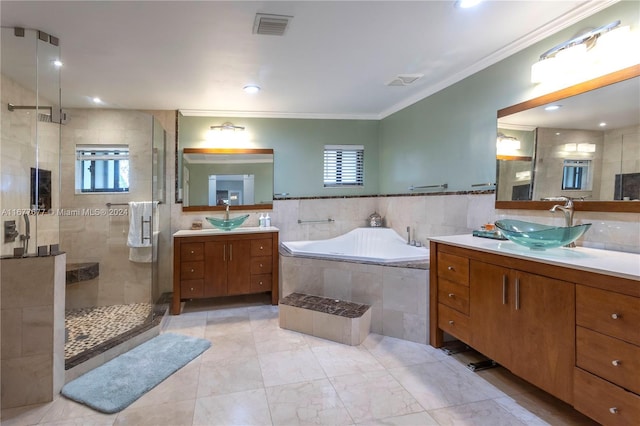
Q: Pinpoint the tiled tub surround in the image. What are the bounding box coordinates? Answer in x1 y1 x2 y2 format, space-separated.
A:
279 293 372 345
174 193 639 255
1 254 66 409
280 250 429 344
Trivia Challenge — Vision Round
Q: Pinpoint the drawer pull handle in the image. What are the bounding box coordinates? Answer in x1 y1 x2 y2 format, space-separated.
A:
190 287 194 291
609 407 618 414
190 250 194 254
611 313 622 319
260 246 263 250
190 269 194 273
612 359 621 366
260 263 263 268
259 281 263 286
447 266 454 271
448 293 455 298
448 320 454 325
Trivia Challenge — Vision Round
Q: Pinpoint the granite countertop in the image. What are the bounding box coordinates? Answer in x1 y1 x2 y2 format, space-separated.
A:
174 226 279 237
429 234 640 281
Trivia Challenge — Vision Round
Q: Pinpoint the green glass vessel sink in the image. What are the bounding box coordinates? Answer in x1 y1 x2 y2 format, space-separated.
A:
205 214 250 231
494 219 591 250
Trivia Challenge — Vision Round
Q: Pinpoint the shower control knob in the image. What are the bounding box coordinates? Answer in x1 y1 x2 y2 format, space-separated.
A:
611 313 621 319
612 359 621 366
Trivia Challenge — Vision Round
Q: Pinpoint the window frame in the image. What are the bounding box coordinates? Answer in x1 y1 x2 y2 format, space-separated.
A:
75 145 130 194
323 144 364 188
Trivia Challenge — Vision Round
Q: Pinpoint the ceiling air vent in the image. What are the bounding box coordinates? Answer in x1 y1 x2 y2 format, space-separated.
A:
253 13 293 36
386 74 424 87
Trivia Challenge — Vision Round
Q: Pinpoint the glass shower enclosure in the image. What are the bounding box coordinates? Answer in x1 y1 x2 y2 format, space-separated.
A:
1 26 168 370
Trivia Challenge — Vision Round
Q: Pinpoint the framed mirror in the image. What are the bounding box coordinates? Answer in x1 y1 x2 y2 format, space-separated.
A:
495 65 640 213
180 148 274 212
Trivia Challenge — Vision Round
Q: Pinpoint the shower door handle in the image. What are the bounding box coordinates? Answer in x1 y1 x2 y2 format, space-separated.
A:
140 216 151 242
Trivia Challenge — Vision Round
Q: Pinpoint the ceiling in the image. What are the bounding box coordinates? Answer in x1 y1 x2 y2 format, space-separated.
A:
0 1 614 119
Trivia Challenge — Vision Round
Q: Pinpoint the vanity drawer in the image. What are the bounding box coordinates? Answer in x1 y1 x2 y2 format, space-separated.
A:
438 278 469 315
576 285 640 345
181 243 204 261
576 326 640 394
251 238 273 256
574 368 640 426
180 261 204 280
251 274 272 293
180 280 204 298
250 256 272 275
437 252 469 285
438 303 469 342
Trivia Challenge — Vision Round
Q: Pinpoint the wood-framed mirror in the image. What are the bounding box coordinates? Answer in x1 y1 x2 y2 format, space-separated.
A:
495 64 640 213
180 148 274 212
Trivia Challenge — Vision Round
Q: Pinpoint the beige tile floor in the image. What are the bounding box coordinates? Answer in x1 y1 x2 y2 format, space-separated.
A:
1 301 598 426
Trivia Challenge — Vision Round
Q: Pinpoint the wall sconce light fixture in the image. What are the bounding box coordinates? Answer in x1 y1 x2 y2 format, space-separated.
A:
531 20 638 85
210 122 245 131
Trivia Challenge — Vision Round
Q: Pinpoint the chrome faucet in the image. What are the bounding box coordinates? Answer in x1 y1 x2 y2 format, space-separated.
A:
549 197 575 247
225 203 230 220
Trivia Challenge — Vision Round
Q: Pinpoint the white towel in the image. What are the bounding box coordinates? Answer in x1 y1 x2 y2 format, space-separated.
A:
128 201 158 263
127 201 157 248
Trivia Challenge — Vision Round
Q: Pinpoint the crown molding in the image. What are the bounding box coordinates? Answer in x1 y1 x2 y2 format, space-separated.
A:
179 109 379 120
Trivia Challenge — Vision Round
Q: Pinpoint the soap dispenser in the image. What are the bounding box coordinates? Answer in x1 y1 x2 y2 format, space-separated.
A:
259 213 265 227
265 214 271 227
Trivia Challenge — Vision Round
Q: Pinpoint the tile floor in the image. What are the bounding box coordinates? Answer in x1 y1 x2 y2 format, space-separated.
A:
2 300 598 426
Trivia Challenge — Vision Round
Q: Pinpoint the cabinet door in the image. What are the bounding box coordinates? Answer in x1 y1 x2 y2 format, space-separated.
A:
204 241 228 297
509 271 574 404
469 261 512 365
227 239 252 295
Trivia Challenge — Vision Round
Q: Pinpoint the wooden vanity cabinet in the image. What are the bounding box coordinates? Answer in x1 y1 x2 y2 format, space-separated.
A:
430 239 640 426
172 231 279 314
469 261 574 403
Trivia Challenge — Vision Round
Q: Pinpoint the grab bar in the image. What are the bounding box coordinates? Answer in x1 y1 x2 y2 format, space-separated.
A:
297 219 335 224
408 183 448 191
471 182 496 187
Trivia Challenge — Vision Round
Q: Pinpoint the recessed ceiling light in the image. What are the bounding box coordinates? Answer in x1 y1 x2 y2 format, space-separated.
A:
599 122 607 127
545 105 561 111
92 97 102 104
455 0 482 9
243 85 261 94
53 60 63 67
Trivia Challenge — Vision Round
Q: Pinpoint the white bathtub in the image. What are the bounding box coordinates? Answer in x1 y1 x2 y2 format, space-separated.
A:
281 227 429 264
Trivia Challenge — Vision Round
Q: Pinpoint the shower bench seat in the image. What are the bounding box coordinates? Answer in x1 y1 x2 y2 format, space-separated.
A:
279 292 371 345
66 262 99 285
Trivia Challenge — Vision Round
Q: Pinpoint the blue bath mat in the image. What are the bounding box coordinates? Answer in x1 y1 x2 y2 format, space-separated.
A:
61 333 210 413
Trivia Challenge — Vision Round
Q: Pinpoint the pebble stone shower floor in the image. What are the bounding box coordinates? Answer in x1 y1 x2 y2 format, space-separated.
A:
65 303 154 360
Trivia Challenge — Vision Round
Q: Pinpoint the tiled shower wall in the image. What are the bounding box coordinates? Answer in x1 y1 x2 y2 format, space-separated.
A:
0 74 60 257
60 109 154 308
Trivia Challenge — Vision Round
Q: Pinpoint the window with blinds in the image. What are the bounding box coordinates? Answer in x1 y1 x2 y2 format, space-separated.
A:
76 145 130 193
323 145 364 187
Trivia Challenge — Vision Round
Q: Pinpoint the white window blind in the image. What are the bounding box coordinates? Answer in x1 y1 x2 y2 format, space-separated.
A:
323 145 364 187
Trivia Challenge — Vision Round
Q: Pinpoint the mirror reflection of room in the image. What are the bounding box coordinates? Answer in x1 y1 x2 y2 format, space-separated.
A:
496 74 640 202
